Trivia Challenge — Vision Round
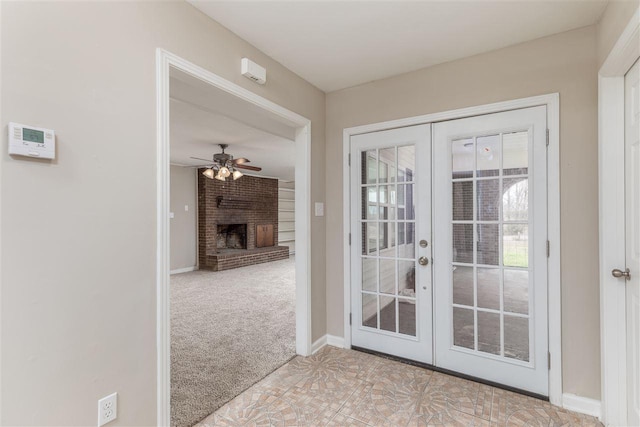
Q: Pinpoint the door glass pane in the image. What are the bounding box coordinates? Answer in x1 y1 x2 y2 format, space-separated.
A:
358 142 417 341
362 258 377 292
362 293 378 329
478 224 499 265
478 311 501 355
503 131 528 175
398 145 415 182
398 298 416 336
380 258 395 294
449 128 534 365
503 224 528 268
379 296 396 333
379 147 394 184
452 138 474 179
504 270 529 314
477 135 500 177
477 268 500 310
398 260 415 297
453 181 473 221
453 266 474 307
399 222 415 259
477 179 500 221
453 224 473 263
504 315 529 361
453 307 474 349
503 178 528 221
364 187 378 220
363 150 378 184
404 184 415 220
362 222 378 255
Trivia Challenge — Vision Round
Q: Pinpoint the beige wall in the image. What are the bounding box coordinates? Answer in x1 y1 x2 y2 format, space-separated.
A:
325 26 601 399
596 0 640 68
170 166 197 271
0 1 325 425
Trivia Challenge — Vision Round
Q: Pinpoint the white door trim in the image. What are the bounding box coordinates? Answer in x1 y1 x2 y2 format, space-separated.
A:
598 6 640 426
342 93 561 405
156 49 312 427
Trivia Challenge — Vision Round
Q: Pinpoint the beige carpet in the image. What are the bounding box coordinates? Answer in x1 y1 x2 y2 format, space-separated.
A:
170 256 296 427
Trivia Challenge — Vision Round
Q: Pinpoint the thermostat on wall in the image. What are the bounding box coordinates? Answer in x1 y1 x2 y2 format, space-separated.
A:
8 122 55 159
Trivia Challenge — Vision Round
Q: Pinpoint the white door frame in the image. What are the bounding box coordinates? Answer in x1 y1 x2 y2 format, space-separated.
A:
598 7 640 426
156 49 312 426
342 93 562 405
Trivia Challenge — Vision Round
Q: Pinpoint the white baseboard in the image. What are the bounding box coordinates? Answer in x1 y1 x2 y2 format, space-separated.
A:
311 334 345 354
326 335 345 349
562 393 601 419
311 336 327 354
170 266 197 275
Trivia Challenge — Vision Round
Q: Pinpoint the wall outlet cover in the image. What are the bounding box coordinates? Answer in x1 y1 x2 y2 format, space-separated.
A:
98 392 117 426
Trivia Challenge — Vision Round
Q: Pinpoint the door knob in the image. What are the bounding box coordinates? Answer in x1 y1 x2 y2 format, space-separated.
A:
612 268 631 280
419 256 429 266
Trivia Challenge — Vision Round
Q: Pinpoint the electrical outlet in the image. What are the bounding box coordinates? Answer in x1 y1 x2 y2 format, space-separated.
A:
98 392 117 426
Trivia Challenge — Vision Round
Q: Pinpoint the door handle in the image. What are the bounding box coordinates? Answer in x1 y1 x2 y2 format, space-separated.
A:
419 256 429 266
612 268 631 280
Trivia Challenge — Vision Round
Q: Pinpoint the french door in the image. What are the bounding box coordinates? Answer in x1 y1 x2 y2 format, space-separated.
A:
350 106 548 395
350 124 432 363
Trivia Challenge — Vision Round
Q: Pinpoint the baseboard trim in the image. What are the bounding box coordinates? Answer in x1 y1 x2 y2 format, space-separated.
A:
311 335 345 354
170 266 197 275
562 393 601 419
326 335 345 349
311 336 327 354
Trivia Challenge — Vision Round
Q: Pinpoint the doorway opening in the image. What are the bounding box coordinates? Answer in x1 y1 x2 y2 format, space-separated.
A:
156 50 311 426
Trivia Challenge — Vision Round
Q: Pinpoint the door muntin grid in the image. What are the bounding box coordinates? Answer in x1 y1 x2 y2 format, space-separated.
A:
450 129 533 365
360 145 417 337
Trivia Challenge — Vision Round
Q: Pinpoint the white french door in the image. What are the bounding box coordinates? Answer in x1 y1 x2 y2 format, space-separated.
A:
432 106 548 396
624 58 640 426
350 124 432 364
349 106 549 396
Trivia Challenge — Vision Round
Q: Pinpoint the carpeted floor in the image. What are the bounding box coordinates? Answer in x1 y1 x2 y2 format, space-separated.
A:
170 256 296 427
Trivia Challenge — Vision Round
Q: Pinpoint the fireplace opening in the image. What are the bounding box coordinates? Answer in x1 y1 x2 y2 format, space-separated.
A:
217 224 247 250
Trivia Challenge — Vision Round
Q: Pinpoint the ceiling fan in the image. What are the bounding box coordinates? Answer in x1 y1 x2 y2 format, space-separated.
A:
191 144 262 181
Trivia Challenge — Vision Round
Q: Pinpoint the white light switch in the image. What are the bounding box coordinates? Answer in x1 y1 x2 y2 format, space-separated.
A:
315 202 324 217
169 212 175 219
184 205 189 212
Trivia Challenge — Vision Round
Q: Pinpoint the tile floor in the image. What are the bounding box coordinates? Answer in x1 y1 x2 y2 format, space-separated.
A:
196 346 602 426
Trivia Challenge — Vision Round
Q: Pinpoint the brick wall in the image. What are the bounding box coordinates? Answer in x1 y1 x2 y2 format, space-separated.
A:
198 171 279 266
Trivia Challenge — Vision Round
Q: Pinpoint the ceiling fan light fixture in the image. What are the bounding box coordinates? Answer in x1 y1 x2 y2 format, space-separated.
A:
202 168 215 179
219 166 231 178
232 170 243 180
214 171 226 181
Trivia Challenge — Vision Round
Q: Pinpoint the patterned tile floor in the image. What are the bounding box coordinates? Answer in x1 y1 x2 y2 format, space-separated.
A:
196 346 602 427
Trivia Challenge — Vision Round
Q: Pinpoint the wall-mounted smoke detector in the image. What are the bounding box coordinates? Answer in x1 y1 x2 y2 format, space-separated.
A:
241 58 266 85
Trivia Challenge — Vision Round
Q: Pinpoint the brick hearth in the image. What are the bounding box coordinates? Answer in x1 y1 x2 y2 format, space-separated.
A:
198 172 289 271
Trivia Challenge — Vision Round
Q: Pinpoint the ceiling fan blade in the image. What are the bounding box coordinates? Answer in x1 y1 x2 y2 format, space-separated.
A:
232 158 250 165
235 164 262 172
190 156 213 162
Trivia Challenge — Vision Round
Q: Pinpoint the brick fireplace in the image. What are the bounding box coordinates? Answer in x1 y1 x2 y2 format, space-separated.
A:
198 172 289 271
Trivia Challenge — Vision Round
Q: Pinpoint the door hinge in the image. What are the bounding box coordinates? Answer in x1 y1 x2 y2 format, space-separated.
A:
349 233 351 245
547 240 550 258
546 129 549 147
548 352 551 370
348 153 351 166
349 313 352 325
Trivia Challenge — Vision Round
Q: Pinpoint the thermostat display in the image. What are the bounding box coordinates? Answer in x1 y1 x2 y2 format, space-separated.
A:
9 122 55 159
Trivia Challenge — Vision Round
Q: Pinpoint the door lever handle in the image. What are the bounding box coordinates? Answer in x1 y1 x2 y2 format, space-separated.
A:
612 268 631 280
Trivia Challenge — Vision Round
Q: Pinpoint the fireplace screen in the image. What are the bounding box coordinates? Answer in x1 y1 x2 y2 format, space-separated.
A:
217 224 247 250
